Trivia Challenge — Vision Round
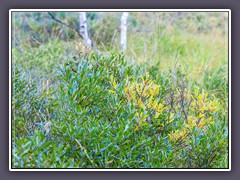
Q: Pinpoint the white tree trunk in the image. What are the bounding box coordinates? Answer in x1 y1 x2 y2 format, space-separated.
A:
79 12 92 48
120 12 129 52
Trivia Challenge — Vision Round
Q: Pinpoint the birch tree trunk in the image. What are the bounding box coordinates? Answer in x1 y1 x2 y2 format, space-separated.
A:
120 12 129 52
79 12 92 48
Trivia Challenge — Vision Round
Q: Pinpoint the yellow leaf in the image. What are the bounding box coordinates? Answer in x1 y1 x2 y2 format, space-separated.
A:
146 72 149 80
110 74 114 82
152 100 158 109
149 89 154 96
108 89 115 94
197 94 203 101
135 126 139 131
113 81 117 89
139 115 148 123
141 122 148 126
137 100 145 109
198 113 204 118
198 121 206 128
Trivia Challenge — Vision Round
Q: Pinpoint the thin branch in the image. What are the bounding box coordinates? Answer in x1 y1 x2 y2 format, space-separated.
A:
31 36 42 45
75 138 97 168
47 12 83 39
160 12 179 38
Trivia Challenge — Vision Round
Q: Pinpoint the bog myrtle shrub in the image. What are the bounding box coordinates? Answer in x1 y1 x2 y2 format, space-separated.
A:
12 47 228 168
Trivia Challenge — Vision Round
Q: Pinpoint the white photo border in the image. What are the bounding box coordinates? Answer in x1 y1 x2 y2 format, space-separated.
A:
9 9 231 171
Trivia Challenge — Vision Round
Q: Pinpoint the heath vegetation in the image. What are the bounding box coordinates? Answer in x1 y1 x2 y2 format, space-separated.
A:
12 11 228 168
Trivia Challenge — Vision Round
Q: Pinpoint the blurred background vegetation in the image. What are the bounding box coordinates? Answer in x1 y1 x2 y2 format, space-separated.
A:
12 11 228 79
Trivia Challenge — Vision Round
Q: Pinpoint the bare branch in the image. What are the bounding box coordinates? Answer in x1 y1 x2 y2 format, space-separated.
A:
47 12 83 39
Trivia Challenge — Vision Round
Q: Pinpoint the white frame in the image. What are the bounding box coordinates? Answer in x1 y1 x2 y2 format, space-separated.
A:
9 9 231 171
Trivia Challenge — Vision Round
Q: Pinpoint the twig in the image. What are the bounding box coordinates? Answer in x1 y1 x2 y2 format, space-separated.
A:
75 138 97 168
160 12 179 38
31 36 42 45
47 12 83 39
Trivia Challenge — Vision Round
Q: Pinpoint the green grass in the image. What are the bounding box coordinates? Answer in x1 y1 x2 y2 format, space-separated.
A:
125 29 228 81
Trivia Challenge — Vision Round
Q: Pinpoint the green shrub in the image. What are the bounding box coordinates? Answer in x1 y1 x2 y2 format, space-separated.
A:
12 51 228 168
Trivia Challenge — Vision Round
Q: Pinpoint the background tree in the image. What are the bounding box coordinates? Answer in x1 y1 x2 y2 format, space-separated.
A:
79 12 92 48
120 12 129 52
